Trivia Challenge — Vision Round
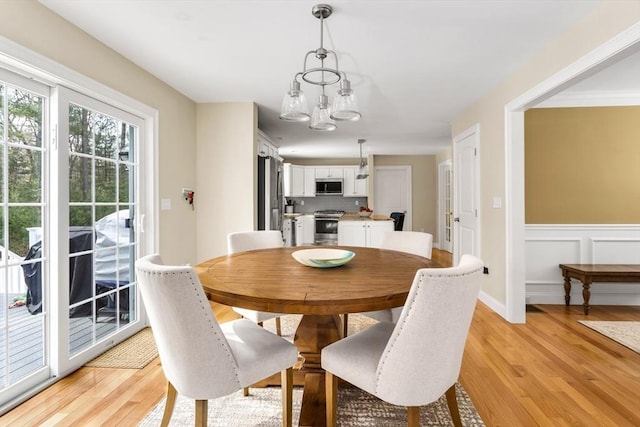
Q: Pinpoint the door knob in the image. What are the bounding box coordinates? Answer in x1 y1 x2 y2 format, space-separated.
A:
453 217 460 222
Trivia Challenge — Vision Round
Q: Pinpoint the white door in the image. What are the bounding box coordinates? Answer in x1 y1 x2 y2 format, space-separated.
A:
438 160 453 252
453 125 480 265
373 166 412 230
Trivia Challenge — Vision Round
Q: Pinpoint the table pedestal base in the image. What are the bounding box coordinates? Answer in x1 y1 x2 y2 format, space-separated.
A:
295 314 342 427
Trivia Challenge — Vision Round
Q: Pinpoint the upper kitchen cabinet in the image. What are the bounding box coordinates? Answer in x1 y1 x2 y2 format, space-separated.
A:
284 164 315 197
343 166 367 197
257 129 280 159
315 167 343 179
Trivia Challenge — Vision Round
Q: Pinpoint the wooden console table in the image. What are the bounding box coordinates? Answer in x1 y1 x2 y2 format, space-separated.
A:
559 264 640 315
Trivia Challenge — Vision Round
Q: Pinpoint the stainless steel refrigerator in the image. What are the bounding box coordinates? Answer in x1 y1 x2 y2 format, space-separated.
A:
258 155 283 231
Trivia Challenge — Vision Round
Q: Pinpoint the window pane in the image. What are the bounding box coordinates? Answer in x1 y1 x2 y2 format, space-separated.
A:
95 159 116 203
118 163 132 203
0 148 4 204
0 83 4 138
68 104 93 156
69 205 92 228
8 147 41 203
69 154 93 203
8 206 41 258
7 88 43 148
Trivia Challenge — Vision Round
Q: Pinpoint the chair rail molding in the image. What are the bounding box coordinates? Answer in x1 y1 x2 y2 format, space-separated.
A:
525 224 640 305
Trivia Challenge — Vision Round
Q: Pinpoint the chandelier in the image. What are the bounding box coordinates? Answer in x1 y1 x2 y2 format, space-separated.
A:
279 4 361 131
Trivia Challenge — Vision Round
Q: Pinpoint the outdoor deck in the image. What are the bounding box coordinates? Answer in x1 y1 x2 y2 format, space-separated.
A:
0 298 125 388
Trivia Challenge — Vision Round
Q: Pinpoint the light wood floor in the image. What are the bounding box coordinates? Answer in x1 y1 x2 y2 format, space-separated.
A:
2 249 639 426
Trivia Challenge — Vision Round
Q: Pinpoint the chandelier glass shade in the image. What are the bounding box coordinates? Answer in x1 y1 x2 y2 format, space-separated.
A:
279 4 361 131
280 80 310 122
310 92 337 131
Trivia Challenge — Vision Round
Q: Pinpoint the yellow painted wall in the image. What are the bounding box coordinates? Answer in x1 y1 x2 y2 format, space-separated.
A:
525 107 640 224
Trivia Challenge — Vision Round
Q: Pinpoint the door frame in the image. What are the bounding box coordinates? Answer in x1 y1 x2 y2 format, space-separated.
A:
437 159 453 252
504 23 640 324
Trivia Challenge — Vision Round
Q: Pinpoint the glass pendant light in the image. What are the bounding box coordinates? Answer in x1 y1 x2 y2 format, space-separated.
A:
331 78 361 121
356 139 369 179
279 79 310 122
309 92 336 131
280 4 362 130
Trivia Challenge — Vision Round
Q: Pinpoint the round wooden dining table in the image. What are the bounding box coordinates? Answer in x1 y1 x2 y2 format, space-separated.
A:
196 246 439 427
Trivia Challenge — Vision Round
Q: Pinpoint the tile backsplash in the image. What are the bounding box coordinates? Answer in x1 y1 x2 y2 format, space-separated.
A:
286 196 368 213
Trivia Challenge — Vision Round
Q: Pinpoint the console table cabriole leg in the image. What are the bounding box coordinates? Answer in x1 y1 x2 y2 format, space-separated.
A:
563 274 571 306
582 279 592 315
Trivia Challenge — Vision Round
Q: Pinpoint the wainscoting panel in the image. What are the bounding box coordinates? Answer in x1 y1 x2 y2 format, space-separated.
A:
525 225 640 306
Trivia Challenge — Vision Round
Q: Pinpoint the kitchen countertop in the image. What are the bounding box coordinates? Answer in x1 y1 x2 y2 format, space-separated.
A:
339 213 392 221
283 212 392 221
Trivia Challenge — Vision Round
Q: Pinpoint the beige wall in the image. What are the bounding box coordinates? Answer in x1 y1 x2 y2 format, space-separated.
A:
373 155 437 238
196 103 257 261
435 148 452 164
525 106 640 224
452 1 640 305
0 0 198 265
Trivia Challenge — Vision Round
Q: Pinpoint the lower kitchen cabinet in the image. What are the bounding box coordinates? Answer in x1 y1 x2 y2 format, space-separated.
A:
296 214 315 246
338 220 394 247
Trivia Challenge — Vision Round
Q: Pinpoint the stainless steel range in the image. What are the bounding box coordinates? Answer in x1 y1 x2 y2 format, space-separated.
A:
314 210 344 246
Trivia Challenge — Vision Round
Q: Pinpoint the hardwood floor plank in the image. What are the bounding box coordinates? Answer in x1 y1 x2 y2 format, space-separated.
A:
2 250 639 426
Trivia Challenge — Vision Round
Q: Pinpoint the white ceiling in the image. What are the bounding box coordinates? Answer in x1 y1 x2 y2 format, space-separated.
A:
39 0 636 159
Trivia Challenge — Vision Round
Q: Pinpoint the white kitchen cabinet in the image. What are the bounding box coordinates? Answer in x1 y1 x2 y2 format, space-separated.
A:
296 214 315 246
286 165 316 197
338 220 393 247
366 220 394 248
315 167 343 179
343 166 367 197
303 167 316 196
257 130 279 158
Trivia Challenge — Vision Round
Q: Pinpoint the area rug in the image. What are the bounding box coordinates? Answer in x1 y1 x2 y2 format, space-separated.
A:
265 313 378 338
139 383 484 426
84 327 158 368
578 321 640 353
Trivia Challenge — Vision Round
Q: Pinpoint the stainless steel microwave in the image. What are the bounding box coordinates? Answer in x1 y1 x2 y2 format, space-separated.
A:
315 178 343 195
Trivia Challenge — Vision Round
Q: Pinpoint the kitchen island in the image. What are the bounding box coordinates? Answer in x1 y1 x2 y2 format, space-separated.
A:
337 214 394 247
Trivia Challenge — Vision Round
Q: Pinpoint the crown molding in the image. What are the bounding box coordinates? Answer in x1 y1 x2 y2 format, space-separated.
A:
536 90 640 108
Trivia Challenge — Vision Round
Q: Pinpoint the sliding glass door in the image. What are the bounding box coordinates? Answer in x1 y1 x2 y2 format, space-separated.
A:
0 69 148 404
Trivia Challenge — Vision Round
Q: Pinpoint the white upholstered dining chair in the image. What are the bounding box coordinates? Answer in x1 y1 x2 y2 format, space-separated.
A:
136 254 298 427
322 254 484 427
357 231 433 326
227 230 286 336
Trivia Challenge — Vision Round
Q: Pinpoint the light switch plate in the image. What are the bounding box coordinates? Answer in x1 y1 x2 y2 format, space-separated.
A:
161 198 171 210
492 196 502 209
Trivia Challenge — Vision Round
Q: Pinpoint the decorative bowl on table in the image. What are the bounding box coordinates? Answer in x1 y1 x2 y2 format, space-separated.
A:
292 249 355 268
358 211 373 217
